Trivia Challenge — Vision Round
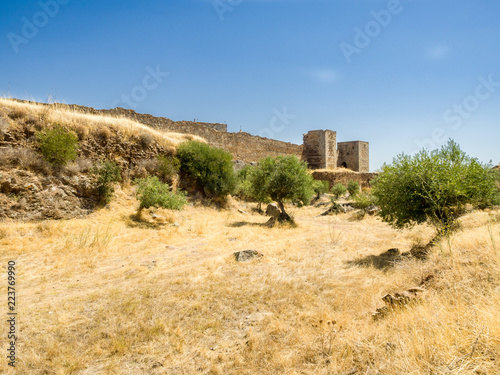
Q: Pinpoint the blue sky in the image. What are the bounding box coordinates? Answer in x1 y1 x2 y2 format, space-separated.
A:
2 0 499 171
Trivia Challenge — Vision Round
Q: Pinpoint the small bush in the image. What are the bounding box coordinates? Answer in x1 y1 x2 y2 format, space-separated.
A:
36 125 79 166
347 180 360 197
91 161 122 205
331 183 347 199
0 147 51 174
139 132 155 148
0 118 10 140
312 180 329 199
8 109 25 120
74 124 90 140
352 192 376 219
234 165 255 200
135 176 187 211
97 127 112 141
63 158 93 176
134 159 158 178
177 141 236 198
157 155 180 183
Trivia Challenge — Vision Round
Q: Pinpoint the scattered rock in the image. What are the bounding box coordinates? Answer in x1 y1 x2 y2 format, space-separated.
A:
0 169 95 221
265 203 280 219
320 202 355 216
372 286 425 320
233 250 263 262
152 361 163 369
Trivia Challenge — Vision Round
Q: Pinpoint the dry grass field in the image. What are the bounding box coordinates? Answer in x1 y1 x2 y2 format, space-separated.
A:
1 189 500 374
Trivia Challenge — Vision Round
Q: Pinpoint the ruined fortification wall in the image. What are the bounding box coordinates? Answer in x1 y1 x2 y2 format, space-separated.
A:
105 108 302 163
312 170 377 189
12 100 302 164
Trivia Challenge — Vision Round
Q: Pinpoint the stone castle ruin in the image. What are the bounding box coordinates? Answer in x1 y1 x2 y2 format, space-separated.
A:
11 100 369 173
302 130 369 172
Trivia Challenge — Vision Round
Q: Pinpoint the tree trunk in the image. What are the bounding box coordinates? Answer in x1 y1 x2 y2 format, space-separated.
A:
277 200 292 222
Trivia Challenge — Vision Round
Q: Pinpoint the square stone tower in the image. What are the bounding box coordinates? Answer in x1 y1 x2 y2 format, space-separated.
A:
337 141 369 172
302 130 337 169
302 130 369 172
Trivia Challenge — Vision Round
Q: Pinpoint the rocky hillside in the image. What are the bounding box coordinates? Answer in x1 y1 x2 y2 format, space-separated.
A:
0 98 202 220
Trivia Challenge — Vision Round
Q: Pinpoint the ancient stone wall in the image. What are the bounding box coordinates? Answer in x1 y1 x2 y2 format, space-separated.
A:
311 170 377 189
197 122 227 132
106 108 302 163
12 101 301 164
11 100 375 169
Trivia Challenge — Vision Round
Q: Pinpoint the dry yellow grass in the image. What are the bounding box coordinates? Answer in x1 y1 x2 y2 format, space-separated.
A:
1 192 500 374
0 98 204 149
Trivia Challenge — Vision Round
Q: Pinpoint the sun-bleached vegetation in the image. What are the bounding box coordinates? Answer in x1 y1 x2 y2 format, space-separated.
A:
0 98 204 149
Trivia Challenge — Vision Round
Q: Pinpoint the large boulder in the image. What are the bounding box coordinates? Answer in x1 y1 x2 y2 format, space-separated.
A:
265 203 280 219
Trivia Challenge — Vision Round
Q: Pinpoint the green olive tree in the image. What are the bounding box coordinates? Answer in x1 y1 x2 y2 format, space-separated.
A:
372 140 500 235
250 155 314 222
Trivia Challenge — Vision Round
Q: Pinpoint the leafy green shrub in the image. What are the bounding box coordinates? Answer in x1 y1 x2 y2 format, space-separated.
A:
177 141 236 198
92 161 122 205
331 183 347 199
347 180 360 197
352 192 375 210
312 180 329 200
36 125 78 166
250 155 314 221
247 160 273 210
372 140 500 234
156 155 180 183
352 192 376 219
234 165 255 200
135 176 187 211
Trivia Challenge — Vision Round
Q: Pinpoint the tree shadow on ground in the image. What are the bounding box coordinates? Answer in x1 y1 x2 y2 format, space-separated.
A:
229 217 297 228
123 213 165 229
346 244 432 271
346 248 404 270
228 221 269 228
